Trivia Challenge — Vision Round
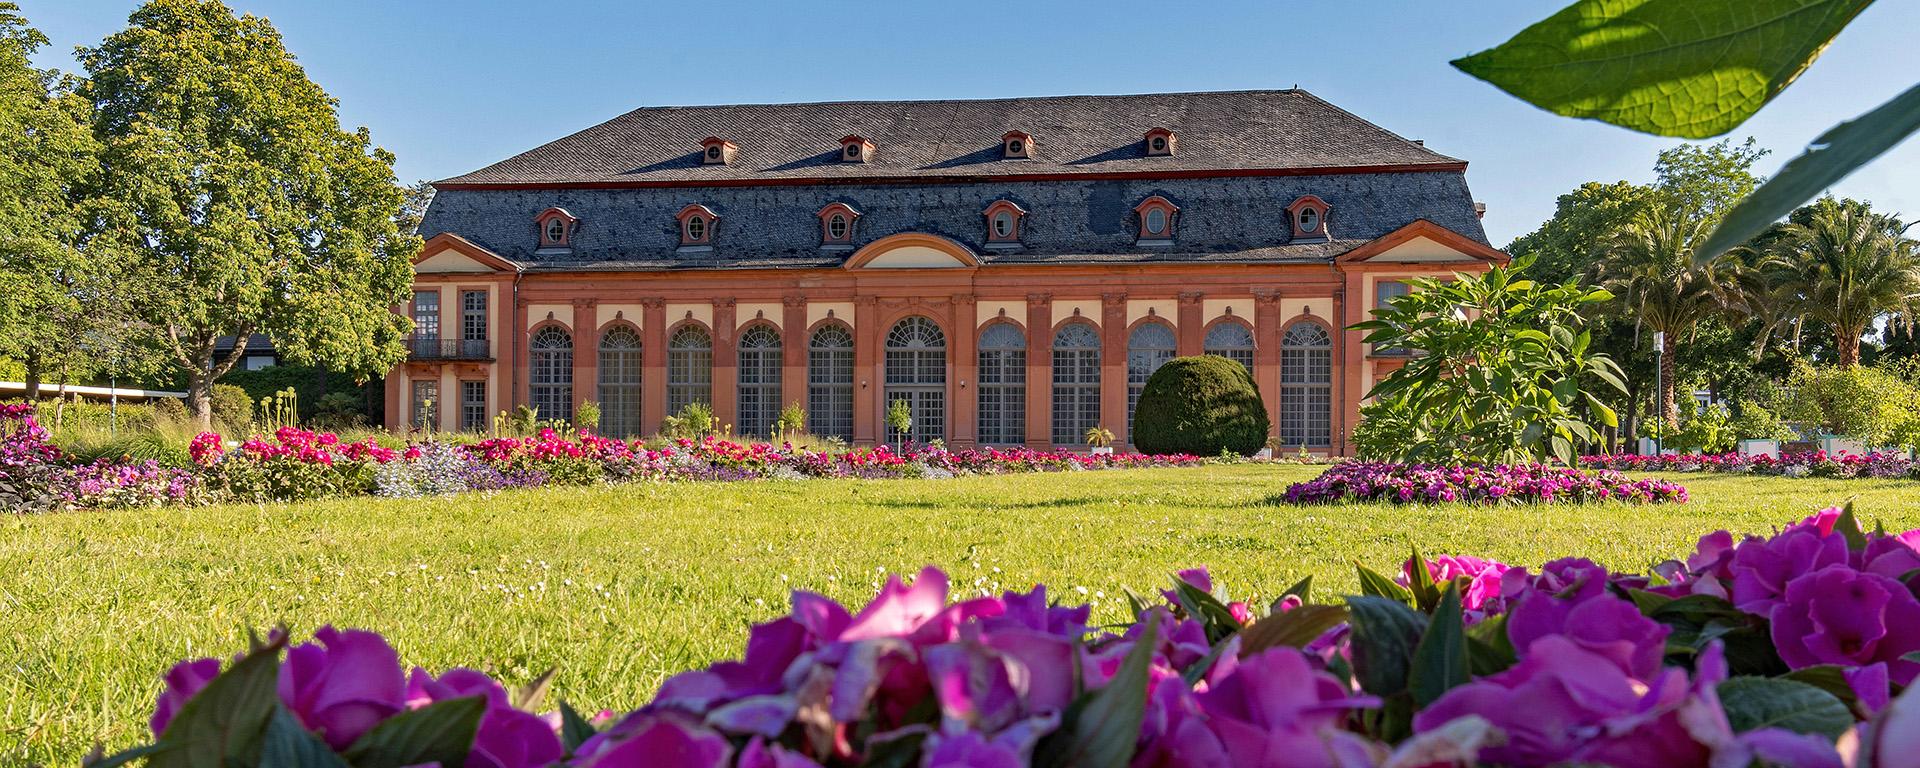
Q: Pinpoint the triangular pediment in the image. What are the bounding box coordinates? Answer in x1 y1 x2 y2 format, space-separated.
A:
413 233 521 273
1337 220 1507 265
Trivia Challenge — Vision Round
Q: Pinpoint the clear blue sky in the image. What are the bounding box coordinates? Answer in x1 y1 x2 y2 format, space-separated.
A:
22 0 1920 245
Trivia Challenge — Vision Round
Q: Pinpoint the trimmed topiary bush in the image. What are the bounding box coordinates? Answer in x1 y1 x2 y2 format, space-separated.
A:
1131 354 1270 456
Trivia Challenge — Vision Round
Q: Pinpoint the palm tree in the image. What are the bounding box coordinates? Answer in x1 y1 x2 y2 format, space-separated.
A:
1761 198 1920 368
1593 206 1754 429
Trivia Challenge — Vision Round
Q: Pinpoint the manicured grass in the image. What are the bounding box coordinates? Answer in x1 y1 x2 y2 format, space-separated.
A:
4 464 1917 762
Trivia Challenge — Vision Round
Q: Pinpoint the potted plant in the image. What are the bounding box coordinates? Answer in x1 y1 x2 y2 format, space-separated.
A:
1084 426 1115 455
885 399 913 450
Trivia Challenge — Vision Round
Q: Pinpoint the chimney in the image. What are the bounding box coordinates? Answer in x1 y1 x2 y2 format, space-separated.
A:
1473 202 1487 220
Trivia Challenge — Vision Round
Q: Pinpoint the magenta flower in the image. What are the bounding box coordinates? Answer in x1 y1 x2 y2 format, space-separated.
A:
1192 647 1380 768
277 626 407 749
149 657 222 736
573 713 732 768
406 667 563 768
1770 566 1920 684
1729 522 1850 615
1400 554 1510 617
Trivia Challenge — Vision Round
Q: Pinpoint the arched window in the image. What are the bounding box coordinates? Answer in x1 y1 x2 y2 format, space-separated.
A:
1205 320 1256 376
1280 322 1333 448
736 324 783 438
885 317 946 445
597 326 642 437
529 326 573 423
1051 322 1101 445
977 322 1026 445
808 324 855 441
667 325 713 416
1127 322 1177 428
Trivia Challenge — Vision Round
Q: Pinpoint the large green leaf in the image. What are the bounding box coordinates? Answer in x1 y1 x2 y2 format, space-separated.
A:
343 695 485 768
148 633 288 768
1040 621 1156 767
1355 564 1414 607
1239 605 1351 656
1409 583 1470 707
1700 82 1920 258
260 707 352 768
557 700 599 753
1454 0 1875 138
1717 676 1854 739
1346 596 1428 697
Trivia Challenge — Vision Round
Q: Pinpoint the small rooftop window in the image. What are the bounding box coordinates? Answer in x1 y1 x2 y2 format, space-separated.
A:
700 137 737 166
1144 127 1176 156
840 135 875 163
1002 130 1035 159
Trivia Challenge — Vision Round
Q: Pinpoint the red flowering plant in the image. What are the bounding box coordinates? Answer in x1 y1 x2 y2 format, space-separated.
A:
1 403 62 511
201 426 393 501
114 504 1920 767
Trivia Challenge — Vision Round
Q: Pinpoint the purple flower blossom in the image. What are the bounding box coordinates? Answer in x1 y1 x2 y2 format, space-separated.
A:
1770 566 1920 684
278 626 408 749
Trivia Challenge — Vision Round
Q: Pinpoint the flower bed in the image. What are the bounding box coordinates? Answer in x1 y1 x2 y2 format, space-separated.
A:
104 506 1920 767
1282 460 1689 504
1583 450 1918 479
3 407 1204 511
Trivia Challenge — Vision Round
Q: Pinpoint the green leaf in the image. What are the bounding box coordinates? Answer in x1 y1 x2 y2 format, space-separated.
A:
558 701 598 752
511 668 556 712
1409 583 1470 707
1717 676 1854 739
1346 596 1428 697
1407 549 1440 613
1453 0 1874 138
260 707 352 768
147 632 288 768
1626 588 1676 615
1781 665 1865 715
1171 578 1243 643
1043 621 1155 767
1356 564 1415 606
1281 575 1313 604
1700 82 1920 258
1239 605 1351 656
342 695 485 768
1465 614 1518 677
1835 502 1869 552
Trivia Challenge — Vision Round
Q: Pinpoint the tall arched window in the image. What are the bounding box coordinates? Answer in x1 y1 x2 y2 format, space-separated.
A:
737 324 783 437
1280 321 1333 448
597 326 642 437
808 324 855 441
529 326 573 423
667 325 713 416
1204 320 1256 377
1051 322 1101 445
885 317 946 445
977 322 1026 445
1127 322 1176 428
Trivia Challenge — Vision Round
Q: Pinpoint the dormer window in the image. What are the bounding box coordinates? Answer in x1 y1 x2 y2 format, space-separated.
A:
533 207 579 248
700 137 737 166
676 203 719 246
1133 196 1179 243
1002 130 1035 159
1144 127 1176 156
982 200 1027 246
1285 195 1331 240
840 135 875 163
817 202 861 246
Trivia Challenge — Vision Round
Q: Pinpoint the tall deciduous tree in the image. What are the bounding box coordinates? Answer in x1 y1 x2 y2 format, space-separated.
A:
0 2 109 397
1761 197 1920 368
80 0 418 427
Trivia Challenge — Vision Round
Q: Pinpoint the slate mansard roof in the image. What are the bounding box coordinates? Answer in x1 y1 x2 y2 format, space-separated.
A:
419 89 1490 270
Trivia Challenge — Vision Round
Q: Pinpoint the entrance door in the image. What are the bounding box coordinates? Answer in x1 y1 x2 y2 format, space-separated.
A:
884 316 946 445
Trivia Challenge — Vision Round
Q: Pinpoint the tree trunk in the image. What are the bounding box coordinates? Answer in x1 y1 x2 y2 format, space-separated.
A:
186 367 215 432
22 352 41 400
1836 327 1862 367
1661 334 1679 431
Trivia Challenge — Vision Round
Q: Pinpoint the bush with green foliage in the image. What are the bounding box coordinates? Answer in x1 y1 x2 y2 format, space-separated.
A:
660 402 715 440
209 384 253 431
575 400 601 433
220 365 373 422
308 392 366 431
775 402 807 436
1131 355 1270 457
1354 257 1625 465
1666 403 1736 454
1729 399 1797 443
1779 364 1919 447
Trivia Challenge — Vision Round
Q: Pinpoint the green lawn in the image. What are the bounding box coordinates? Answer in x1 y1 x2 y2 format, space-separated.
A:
4 464 1918 763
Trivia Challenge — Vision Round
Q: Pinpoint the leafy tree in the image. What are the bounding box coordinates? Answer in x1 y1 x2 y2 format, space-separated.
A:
1758 197 1920 367
397 179 435 235
1593 207 1755 428
1353 258 1625 466
1503 181 1649 285
79 0 418 427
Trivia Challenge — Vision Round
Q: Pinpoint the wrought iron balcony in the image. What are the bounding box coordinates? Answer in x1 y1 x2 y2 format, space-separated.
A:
408 338 492 361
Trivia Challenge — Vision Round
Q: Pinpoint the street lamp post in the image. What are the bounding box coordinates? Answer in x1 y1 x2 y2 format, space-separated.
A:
1653 330 1665 456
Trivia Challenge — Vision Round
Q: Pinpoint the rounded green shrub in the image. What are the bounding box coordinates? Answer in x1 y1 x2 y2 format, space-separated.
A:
1131 355 1270 456
211 383 254 431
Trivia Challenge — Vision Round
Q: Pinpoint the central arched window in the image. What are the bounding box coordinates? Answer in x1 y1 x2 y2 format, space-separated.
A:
1205 320 1256 377
737 324 783 437
1127 322 1177 428
977 322 1027 445
598 326 642 437
529 326 573 423
667 324 713 416
808 324 855 441
885 317 946 445
1280 321 1333 448
1051 321 1101 445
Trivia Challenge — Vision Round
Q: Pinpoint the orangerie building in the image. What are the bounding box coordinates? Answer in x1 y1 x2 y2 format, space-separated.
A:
388 90 1506 454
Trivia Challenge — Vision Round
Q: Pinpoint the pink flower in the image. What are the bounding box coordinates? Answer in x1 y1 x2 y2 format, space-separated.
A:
1192 647 1381 768
573 712 732 768
406 667 563 768
149 657 222 736
277 626 407 749
1770 566 1920 684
